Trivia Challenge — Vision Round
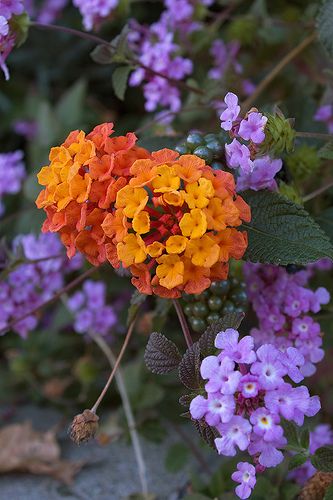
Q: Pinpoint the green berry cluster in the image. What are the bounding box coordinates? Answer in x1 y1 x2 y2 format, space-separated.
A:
175 130 228 169
182 278 248 333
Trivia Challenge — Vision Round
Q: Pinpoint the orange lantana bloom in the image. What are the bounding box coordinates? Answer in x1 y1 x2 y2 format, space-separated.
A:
36 123 150 265
103 148 251 297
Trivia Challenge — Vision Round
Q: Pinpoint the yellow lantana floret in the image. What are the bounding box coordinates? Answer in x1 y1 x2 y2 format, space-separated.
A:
116 185 148 218
179 208 207 239
166 235 188 254
152 164 181 193
117 234 147 267
146 241 165 258
156 254 184 289
184 178 215 209
185 234 220 267
132 211 150 234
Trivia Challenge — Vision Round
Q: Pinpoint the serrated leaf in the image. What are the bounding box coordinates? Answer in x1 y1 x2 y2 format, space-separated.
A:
127 290 147 326
193 419 219 450
288 453 308 471
165 443 189 473
178 342 201 390
179 393 198 407
311 445 333 472
317 0 333 57
198 313 244 357
144 332 181 374
112 65 132 101
324 482 333 500
318 141 333 160
242 190 333 264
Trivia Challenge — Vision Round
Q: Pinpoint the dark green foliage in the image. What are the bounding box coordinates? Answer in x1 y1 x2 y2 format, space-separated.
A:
144 332 181 374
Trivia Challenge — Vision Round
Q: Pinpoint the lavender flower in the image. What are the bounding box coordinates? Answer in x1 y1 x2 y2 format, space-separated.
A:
220 92 240 131
314 104 333 133
215 328 256 364
0 150 25 214
225 139 253 173
209 40 242 81
215 416 252 456
238 112 267 144
73 0 119 30
231 462 256 499
236 156 282 192
0 0 24 79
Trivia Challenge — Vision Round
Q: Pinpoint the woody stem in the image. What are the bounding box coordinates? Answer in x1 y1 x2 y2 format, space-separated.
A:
172 299 193 349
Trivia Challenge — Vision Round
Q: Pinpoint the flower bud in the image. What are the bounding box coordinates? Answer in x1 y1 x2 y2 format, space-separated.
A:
286 145 320 181
260 112 295 155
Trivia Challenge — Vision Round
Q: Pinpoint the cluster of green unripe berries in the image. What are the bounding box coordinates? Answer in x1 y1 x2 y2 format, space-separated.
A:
175 130 227 169
182 278 248 333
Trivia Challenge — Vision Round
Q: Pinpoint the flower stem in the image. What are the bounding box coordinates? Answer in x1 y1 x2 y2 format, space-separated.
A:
303 179 333 202
295 131 333 140
30 22 204 96
90 315 137 413
242 32 316 111
172 298 193 349
90 333 148 496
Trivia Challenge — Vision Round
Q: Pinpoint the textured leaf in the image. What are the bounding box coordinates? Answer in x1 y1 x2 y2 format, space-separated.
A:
193 419 219 450
198 313 244 357
288 453 308 471
317 0 333 57
178 342 201 390
316 207 333 243
311 446 333 472
112 66 132 101
282 420 300 449
179 393 198 407
127 290 147 326
300 428 310 450
144 332 181 375
242 190 333 264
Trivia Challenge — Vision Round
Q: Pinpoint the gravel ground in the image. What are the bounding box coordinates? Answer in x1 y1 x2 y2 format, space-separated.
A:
0 406 197 500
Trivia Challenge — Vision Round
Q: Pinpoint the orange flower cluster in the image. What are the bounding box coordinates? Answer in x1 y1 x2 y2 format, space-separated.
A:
35 123 150 265
102 148 251 298
36 124 251 298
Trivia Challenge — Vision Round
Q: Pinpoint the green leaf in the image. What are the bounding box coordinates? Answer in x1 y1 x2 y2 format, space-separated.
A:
127 290 147 326
91 44 116 64
311 445 333 472
165 443 189 473
288 453 308 471
281 420 300 449
242 190 333 264
317 0 333 57
318 141 333 160
55 80 87 130
178 342 201 390
144 332 181 374
316 207 333 243
324 482 333 500
112 65 132 101
300 428 310 450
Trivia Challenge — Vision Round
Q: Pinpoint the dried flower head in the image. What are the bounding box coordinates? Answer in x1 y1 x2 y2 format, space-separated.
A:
299 471 333 500
69 409 99 444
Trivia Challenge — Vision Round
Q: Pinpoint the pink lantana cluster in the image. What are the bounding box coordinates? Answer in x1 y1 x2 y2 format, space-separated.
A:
244 263 330 377
220 92 282 192
189 328 320 499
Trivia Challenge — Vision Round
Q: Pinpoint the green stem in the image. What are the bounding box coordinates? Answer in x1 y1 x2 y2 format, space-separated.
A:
303 179 333 202
295 131 333 140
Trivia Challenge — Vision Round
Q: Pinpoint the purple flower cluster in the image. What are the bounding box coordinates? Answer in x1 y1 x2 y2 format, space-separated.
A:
129 21 192 116
190 328 320 499
220 92 282 191
0 150 25 215
244 263 330 377
0 0 24 79
314 105 333 133
67 279 116 336
289 424 333 485
72 0 118 31
0 233 82 337
208 39 242 81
